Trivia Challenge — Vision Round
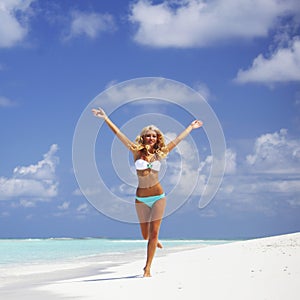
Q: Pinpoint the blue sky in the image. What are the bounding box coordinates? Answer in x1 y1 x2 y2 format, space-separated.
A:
0 0 300 239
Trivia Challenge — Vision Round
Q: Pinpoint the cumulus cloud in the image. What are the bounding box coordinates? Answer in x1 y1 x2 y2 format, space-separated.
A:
0 144 59 201
129 0 299 48
235 37 300 84
95 77 207 108
64 10 116 41
246 129 300 174
0 0 35 48
218 129 300 213
224 148 237 174
161 132 204 197
219 173 300 216
57 201 70 210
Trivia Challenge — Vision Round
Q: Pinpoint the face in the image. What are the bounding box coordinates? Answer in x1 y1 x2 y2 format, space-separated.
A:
143 130 157 148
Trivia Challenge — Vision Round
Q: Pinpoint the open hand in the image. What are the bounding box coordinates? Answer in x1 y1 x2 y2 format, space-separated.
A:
191 120 203 129
92 107 107 119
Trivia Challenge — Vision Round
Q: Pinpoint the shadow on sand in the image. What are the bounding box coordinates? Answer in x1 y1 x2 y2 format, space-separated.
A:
82 274 143 282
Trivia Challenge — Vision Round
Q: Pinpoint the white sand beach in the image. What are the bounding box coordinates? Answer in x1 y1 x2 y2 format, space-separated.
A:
2 232 300 300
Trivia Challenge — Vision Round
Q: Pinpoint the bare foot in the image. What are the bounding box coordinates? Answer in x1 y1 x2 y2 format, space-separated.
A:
143 267 151 277
157 241 163 249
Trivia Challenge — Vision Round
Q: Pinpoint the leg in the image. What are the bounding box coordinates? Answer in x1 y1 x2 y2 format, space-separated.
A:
135 200 151 240
143 197 166 277
135 200 164 246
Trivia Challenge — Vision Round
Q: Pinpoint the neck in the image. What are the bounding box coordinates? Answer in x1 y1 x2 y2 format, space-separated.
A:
143 146 154 153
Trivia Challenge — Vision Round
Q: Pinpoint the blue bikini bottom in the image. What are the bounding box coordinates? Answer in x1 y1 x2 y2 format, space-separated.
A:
136 193 165 208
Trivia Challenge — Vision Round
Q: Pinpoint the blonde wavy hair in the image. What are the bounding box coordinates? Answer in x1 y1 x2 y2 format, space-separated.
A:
131 125 169 158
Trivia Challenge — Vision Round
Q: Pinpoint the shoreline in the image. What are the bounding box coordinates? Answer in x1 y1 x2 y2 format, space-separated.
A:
1 233 299 299
0 238 221 267
0 242 209 299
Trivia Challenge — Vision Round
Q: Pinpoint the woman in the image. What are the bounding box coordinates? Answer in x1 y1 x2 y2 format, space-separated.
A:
92 107 203 277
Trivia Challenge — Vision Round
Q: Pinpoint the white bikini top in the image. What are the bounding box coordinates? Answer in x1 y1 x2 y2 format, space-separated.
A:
135 159 161 172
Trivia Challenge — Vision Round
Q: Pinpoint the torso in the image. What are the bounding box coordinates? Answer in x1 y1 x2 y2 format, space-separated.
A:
134 151 164 197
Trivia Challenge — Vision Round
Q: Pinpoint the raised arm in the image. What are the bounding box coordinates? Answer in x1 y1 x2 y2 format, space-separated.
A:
92 107 135 151
167 120 203 152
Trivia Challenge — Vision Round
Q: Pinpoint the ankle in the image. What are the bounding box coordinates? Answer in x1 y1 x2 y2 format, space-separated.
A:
143 267 151 277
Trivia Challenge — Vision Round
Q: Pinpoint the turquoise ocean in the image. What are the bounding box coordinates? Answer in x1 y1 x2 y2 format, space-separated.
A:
0 238 232 267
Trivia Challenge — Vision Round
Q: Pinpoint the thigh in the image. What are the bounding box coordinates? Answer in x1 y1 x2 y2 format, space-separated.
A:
135 200 152 239
148 198 166 237
135 200 151 224
150 197 166 222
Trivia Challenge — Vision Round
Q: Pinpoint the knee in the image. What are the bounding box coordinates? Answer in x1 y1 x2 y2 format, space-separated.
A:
141 228 149 240
142 233 149 240
149 229 159 240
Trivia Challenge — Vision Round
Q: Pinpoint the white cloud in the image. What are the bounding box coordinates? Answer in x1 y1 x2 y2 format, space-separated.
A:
246 129 300 174
96 77 204 107
111 183 136 198
0 144 59 201
162 132 204 196
72 188 83 196
219 173 300 216
64 10 116 41
193 82 212 102
197 147 236 177
0 0 35 48
1 211 10 218
19 199 36 207
0 178 57 199
77 203 89 214
224 148 236 174
58 201 70 210
0 96 17 107
73 186 105 197
14 144 58 179
217 129 300 213
235 37 300 84
129 0 299 48
141 132 233 200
